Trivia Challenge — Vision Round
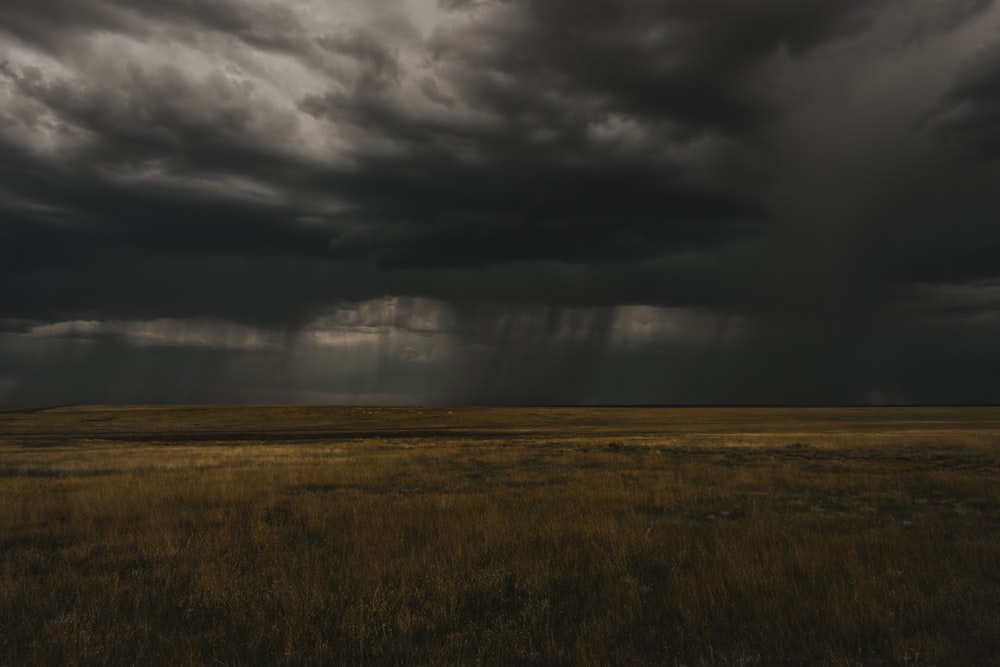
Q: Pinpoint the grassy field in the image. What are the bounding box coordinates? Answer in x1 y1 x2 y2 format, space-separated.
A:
2 406 1000 666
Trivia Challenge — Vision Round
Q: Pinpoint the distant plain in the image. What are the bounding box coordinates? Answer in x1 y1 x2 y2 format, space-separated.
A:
2 406 1000 665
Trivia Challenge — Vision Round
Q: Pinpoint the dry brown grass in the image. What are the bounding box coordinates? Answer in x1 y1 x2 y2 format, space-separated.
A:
2 406 1000 665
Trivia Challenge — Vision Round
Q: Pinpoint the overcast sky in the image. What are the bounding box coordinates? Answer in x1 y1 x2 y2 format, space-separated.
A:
2 0 1000 405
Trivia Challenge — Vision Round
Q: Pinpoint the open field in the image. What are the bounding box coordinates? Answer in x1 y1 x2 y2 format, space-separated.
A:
2 406 1000 665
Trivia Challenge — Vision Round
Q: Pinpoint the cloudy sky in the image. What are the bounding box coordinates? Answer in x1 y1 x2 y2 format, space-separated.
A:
2 0 999 405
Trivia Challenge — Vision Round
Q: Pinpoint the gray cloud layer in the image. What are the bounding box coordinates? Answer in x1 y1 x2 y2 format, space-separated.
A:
2 0 1000 404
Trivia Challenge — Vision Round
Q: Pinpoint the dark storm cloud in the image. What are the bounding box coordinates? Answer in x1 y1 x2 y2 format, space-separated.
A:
923 38 1000 154
299 0 893 271
430 0 877 129
0 0 131 54
0 0 306 56
3 0 1000 404
0 55 307 181
3 0 889 279
896 0 994 47
135 0 306 53
317 29 402 85
0 133 329 265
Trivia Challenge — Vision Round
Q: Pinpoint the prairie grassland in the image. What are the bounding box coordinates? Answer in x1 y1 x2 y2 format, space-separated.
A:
2 406 1000 666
